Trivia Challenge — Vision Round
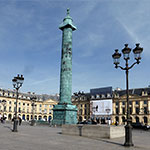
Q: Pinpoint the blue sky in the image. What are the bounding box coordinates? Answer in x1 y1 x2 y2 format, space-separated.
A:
0 0 150 95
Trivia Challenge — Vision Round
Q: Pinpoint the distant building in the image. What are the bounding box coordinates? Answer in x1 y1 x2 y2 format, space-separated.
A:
90 87 113 124
112 87 150 125
0 88 58 121
72 86 150 126
72 87 113 123
72 91 91 122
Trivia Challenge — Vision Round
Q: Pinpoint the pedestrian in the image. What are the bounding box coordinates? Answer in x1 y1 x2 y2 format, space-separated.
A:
3 114 7 123
18 115 22 126
0 113 3 123
115 121 118 126
0 113 2 123
108 119 111 126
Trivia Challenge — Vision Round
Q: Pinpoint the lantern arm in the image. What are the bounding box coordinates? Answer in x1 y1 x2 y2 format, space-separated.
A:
117 65 126 70
128 62 138 70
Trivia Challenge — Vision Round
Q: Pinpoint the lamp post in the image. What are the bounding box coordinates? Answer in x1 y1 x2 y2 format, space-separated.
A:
112 43 143 147
12 74 24 132
30 94 37 126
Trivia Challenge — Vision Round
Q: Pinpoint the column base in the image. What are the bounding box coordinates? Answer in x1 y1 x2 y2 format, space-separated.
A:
52 103 77 126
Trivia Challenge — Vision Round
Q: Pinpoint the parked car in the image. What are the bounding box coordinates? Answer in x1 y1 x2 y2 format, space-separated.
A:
131 122 150 130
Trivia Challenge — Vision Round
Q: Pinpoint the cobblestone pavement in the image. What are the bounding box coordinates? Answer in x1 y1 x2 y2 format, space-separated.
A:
0 123 150 150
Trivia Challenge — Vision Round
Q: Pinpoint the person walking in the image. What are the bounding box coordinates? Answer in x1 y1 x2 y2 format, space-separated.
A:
18 115 22 126
0 113 2 123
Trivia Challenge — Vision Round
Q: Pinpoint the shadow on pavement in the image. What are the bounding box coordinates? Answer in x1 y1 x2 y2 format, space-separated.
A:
99 139 123 146
3 125 12 131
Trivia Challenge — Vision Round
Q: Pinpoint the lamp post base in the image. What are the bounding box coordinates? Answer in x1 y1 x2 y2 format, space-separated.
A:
12 120 18 132
124 123 134 147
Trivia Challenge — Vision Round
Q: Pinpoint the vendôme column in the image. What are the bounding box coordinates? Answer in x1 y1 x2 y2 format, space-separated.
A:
52 9 77 125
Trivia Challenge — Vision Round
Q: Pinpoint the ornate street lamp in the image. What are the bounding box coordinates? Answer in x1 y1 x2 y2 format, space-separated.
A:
30 94 37 126
12 74 24 132
112 43 143 147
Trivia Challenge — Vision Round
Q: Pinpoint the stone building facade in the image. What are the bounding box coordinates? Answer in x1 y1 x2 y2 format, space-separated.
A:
112 87 150 125
0 89 58 121
72 91 91 122
72 87 150 126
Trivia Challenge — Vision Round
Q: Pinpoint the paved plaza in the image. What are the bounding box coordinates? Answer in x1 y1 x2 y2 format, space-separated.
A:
0 123 150 150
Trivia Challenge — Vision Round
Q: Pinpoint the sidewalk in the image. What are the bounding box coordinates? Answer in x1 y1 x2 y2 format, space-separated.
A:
0 123 149 150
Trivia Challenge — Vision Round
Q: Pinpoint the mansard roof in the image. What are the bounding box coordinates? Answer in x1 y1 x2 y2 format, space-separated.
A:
114 87 150 97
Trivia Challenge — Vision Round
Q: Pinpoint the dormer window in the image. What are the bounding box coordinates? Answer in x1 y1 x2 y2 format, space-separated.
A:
101 94 105 98
142 91 148 96
96 94 100 98
107 93 111 98
91 95 95 99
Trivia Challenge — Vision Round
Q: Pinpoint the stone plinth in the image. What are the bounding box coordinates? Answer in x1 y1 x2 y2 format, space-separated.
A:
62 124 125 139
52 104 77 125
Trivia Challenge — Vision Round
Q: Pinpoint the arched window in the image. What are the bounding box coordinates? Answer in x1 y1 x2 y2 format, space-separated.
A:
27 115 29 121
8 114 12 120
22 114 25 120
143 116 148 124
34 115 37 120
44 116 47 121
115 116 119 122
38 116 42 120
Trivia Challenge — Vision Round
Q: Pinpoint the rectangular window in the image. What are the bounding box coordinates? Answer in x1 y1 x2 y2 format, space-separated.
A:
144 100 147 105
9 107 11 112
49 110 52 114
129 101 132 105
122 101 125 105
144 107 147 114
136 101 139 105
84 109 87 115
4 106 6 111
122 107 125 114
116 108 119 114
19 107 21 113
40 104 42 107
136 107 139 114
129 107 132 114
116 102 118 106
